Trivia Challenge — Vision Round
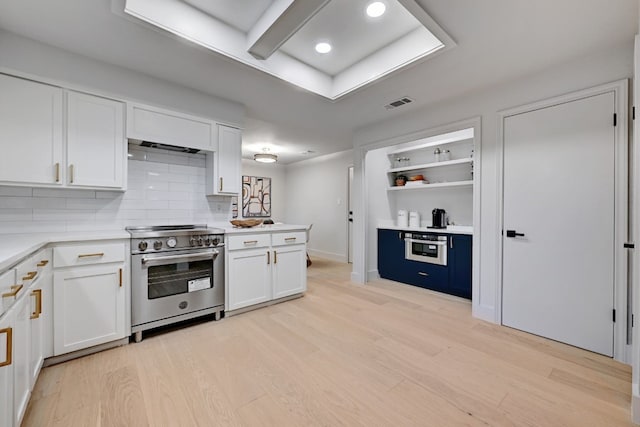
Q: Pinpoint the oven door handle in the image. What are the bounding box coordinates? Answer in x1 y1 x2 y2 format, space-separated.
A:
405 238 447 246
141 250 219 267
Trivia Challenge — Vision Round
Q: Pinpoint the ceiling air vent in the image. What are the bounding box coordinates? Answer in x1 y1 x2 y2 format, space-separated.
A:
384 97 414 110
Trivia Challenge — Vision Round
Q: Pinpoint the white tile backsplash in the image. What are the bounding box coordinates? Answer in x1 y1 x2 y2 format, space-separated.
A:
0 144 232 234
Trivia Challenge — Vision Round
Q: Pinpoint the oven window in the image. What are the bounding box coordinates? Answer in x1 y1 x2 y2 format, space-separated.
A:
148 259 213 299
412 242 438 258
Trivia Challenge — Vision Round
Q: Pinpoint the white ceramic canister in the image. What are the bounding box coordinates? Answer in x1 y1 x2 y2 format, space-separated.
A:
409 211 420 228
397 210 408 228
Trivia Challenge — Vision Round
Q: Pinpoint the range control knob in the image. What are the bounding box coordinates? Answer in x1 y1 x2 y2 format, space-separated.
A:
189 236 197 247
205 237 212 246
153 240 162 250
212 237 220 246
166 237 177 248
138 241 148 251
197 236 204 246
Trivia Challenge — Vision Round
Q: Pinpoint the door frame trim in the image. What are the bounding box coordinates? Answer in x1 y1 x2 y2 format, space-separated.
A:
496 79 629 362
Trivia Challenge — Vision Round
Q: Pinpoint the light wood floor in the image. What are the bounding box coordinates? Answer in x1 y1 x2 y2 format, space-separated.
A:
24 258 633 426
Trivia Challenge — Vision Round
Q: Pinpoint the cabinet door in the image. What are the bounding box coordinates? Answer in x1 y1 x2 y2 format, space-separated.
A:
448 235 472 299
28 281 45 388
227 248 271 311
0 311 14 427
67 91 125 188
13 294 30 427
217 125 241 194
272 244 307 299
377 229 406 282
0 74 63 185
53 265 125 355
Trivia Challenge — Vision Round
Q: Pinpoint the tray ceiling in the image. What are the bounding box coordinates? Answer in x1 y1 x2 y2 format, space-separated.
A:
122 0 455 100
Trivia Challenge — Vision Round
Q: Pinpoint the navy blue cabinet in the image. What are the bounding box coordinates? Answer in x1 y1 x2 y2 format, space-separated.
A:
447 234 472 299
377 229 472 300
377 229 406 283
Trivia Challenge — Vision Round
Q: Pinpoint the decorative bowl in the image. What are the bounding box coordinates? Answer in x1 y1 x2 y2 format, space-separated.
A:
230 219 264 228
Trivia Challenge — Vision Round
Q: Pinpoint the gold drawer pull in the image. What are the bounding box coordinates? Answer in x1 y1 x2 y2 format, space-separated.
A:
219 177 223 192
69 164 75 184
78 252 105 258
30 289 42 320
0 327 12 367
284 237 297 242
267 251 270 265
119 268 123 288
2 284 23 298
274 251 277 264
243 240 258 245
23 271 37 281
37 260 49 267
418 272 429 277
55 163 60 183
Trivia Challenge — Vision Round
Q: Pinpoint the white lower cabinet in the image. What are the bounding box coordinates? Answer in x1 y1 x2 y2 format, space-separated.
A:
226 231 307 312
12 292 30 427
272 244 307 299
53 264 125 355
0 310 15 427
227 248 271 311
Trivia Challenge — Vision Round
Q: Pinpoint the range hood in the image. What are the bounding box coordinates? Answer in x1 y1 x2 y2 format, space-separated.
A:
132 140 200 154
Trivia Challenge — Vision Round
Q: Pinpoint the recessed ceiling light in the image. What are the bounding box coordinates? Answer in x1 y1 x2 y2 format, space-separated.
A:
366 2 386 18
315 42 332 54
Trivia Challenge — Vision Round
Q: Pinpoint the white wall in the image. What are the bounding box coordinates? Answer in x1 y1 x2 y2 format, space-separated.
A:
241 159 286 221
0 144 232 233
285 150 353 262
0 30 244 125
352 41 634 322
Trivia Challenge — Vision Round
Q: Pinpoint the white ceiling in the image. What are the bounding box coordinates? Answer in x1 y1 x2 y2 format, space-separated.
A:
0 0 637 164
183 0 274 33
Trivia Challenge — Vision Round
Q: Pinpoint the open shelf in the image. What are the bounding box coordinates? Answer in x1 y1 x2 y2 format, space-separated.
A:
388 157 473 174
388 128 474 155
388 180 474 191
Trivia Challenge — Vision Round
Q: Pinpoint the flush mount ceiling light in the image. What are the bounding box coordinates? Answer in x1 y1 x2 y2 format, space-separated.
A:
315 42 332 54
254 148 278 163
366 2 386 18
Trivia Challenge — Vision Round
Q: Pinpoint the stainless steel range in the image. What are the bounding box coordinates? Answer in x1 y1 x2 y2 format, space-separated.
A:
126 225 225 342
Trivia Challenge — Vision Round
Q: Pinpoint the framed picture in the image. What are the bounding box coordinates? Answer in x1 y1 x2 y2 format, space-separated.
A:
242 175 271 217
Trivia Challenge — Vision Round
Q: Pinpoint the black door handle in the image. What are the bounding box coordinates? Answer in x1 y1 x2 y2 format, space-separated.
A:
348 219 353 222
506 230 525 238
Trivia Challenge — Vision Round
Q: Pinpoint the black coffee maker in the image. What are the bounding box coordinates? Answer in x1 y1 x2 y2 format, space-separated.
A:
431 209 446 229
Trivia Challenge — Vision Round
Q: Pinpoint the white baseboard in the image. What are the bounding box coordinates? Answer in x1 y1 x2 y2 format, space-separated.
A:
308 248 347 263
351 271 364 283
367 269 380 281
472 304 497 324
632 384 640 425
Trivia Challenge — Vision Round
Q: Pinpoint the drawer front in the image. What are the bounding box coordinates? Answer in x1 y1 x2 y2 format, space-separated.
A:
227 233 271 251
54 242 125 268
272 231 306 247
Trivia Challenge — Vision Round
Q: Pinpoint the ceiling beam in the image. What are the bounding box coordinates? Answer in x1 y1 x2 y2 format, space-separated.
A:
247 0 330 60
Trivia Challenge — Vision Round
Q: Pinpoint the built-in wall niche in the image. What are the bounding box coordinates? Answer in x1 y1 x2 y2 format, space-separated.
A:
386 128 474 190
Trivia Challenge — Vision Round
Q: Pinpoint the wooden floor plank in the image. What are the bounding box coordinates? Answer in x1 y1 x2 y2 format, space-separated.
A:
23 258 634 426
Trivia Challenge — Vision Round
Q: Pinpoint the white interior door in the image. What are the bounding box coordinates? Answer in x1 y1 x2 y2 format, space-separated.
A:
348 166 354 263
502 92 616 356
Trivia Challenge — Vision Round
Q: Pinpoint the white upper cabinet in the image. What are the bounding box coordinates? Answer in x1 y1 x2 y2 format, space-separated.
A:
206 124 242 195
0 74 63 185
67 91 125 188
127 103 214 151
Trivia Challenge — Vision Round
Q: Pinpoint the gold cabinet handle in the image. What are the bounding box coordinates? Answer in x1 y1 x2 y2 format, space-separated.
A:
69 164 74 184
450 238 453 249
0 327 12 367
219 177 223 192
2 284 23 298
274 251 277 264
55 163 60 183
37 260 49 267
119 268 123 288
267 251 270 265
30 289 42 320
22 271 37 281
418 272 429 277
284 237 297 242
243 240 258 245
78 252 105 258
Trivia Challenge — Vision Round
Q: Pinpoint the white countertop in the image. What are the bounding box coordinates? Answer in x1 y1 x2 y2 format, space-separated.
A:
221 224 310 235
0 230 130 272
378 223 473 235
